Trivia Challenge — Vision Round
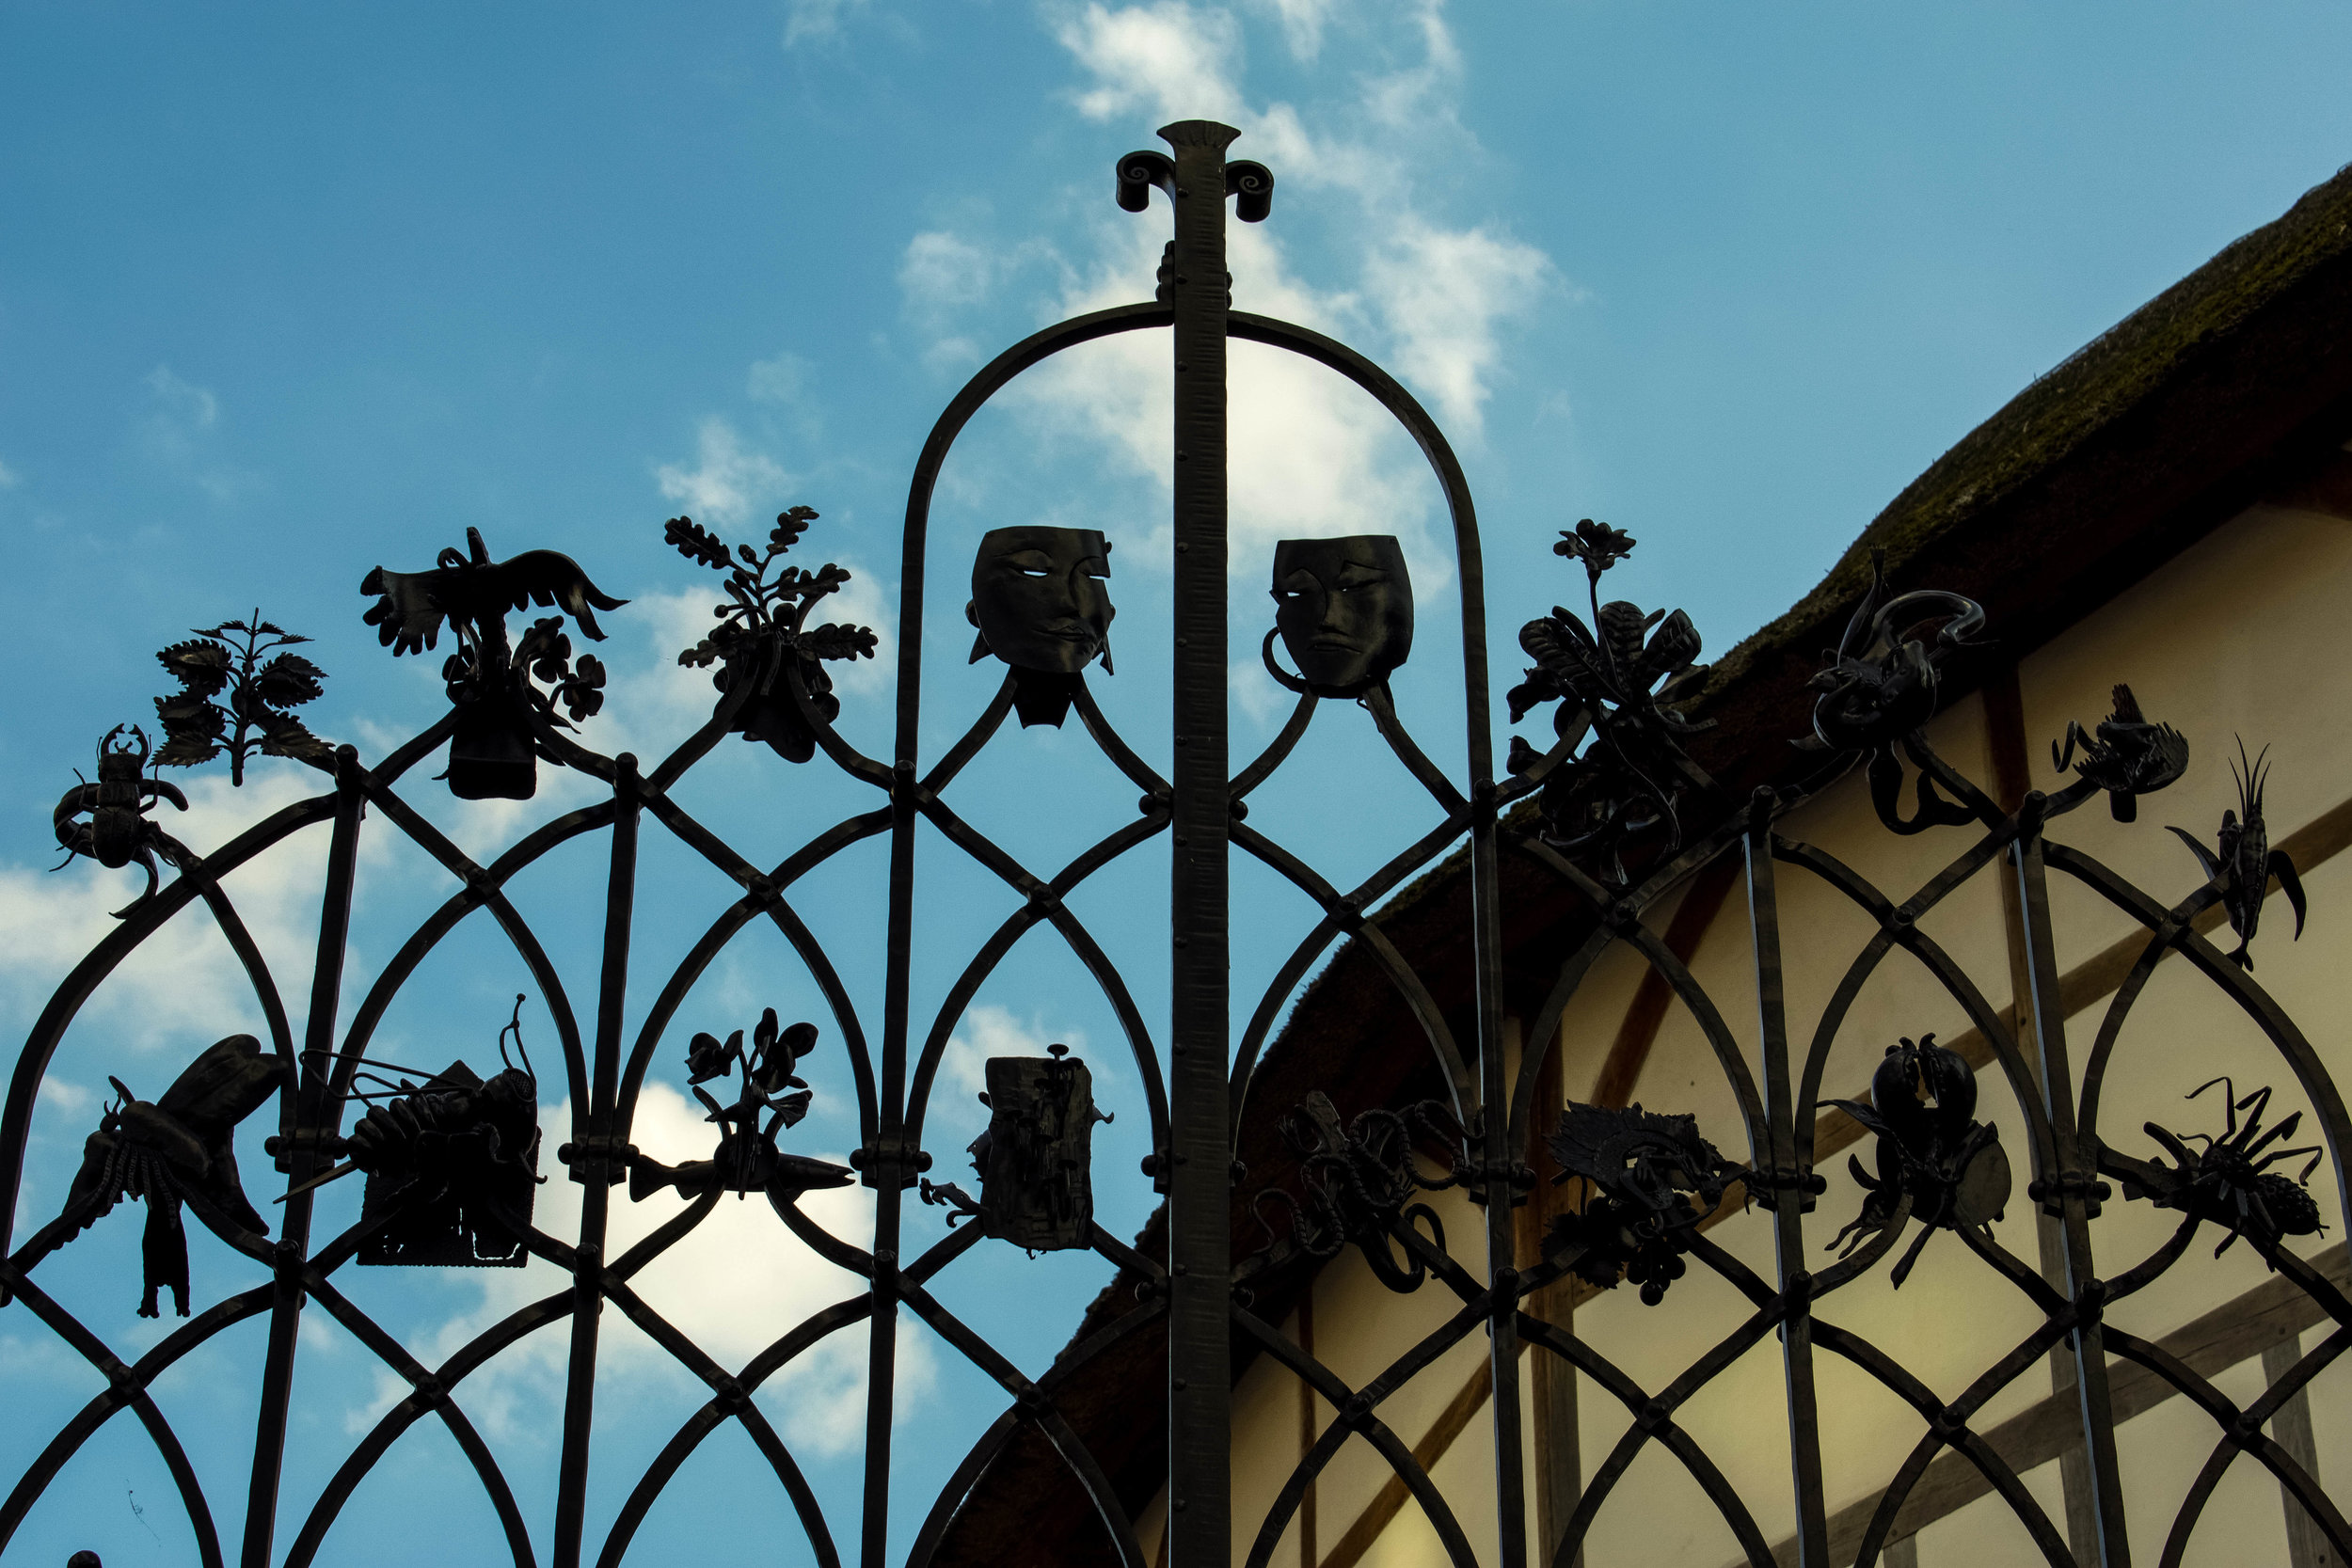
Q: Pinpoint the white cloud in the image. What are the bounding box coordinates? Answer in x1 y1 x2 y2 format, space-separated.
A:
934 1004 1084 1132
900 231 996 315
747 350 816 407
1364 219 1550 432
141 365 258 502
1056 1 1247 124
783 0 866 47
1250 0 1337 59
0 457 19 489
656 418 792 527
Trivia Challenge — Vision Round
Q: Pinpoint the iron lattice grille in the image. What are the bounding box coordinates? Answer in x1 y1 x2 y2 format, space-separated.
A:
1 119 2346 1568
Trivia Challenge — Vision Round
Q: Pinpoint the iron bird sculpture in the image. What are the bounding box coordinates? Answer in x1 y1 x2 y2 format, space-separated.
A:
359 527 624 800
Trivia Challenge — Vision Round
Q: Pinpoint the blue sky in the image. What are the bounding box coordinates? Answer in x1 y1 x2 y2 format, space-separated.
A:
7 2 2352 1563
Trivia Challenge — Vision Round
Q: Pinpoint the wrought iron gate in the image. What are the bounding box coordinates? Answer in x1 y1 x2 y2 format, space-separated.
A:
4 120 2348 1568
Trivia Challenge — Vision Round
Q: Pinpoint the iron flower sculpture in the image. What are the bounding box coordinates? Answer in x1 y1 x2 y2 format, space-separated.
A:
47 1034 288 1317
628 1007 853 1208
1241 1092 1464 1293
667 508 879 763
2051 683 2189 823
358 527 624 800
1506 520 1713 881
2168 741 2307 971
52 725 189 918
1804 548 1986 834
151 612 332 784
1822 1034 2010 1288
1540 1101 1741 1305
2131 1078 2325 1263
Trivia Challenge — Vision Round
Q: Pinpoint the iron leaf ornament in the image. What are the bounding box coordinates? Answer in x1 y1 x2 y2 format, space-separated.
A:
1541 1101 1740 1305
628 1007 852 1207
47 1035 289 1317
1823 1034 2010 1288
2051 684 2189 823
151 612 332 784
358 527 625 800
52 726 190 919
2130 1078 2325 1264
1505 520 1714 882
2168 741 2306 971
667 508 878 762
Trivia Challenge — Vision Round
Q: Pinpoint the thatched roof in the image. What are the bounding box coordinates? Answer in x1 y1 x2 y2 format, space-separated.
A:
930 157 2352 1567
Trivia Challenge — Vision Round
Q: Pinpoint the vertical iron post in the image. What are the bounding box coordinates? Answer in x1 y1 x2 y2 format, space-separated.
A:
243 746 364 1568
1744 789 1828 1567
2012 799 2133 1566
554 752 641 1568
1164 116 1237 1568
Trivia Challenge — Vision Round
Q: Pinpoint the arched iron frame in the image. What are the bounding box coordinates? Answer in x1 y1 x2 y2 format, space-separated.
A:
3 118 2348 1568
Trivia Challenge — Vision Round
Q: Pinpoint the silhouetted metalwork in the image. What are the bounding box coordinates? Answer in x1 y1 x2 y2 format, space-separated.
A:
8 119 2352 1568
1263 534 1414 697
360 526 623 799
1824 1034 2010 1287
965 1045 1109 1251
2053 682 2189 822
40 1034 287 1316
2133 1078 2326 1262
152 612 332 784
1541 1101 1740 1304
52 725 189 917
2169 741 2308 970
669 508 878 762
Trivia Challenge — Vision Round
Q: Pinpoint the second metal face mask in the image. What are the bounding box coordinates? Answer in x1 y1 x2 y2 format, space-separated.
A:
967 526 1117 725
1267 534 1414 697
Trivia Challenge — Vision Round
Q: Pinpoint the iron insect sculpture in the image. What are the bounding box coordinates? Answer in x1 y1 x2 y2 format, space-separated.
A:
628 1007 852 1208
52 726 190 919
2051 683 2189 823
151 612 332 784
2130 1077 2326 1263
1822 1034 2010 1288
1505 520 1713 882
359 527 624 800
667 508 878 763
280 997 544 1267
1241 1092 1464 1294
961 1044 1111 1253
43 1034 289 1317
2168 741 2306 971
1804 547 1985 834
1540 1101 1741 1305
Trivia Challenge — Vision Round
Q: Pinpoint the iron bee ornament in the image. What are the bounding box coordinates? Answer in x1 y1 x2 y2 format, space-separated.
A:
359 527 625 800
281 997 544 1267
53 726 190 919
2131 1078 2325 1264
964 1045 1111 1253
1541 1101 1740 1305
628 1008 853 1208
2169 741 2306 972
2052 684 2189 823
1823 1034 2010 1288
46 1034 289 1317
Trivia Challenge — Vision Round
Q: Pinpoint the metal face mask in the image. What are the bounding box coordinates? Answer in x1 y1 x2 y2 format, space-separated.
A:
1269 534 1414 697
968 527 1116 674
